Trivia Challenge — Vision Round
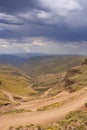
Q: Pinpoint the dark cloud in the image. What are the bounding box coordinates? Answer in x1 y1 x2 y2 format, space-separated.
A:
1 23 87 42
0 30 19 39
0 0 41 14
0 0 87 54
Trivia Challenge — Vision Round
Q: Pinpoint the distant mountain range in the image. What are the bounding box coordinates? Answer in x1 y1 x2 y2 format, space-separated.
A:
0 55 27 66
15 53 50 58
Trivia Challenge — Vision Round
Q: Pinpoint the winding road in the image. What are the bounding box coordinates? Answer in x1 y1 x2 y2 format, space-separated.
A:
0 88 87 130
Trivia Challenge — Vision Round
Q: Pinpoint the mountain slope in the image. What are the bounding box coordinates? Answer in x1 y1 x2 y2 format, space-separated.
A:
21 55 85 76
39 59 87 96
43 58 87 96
0 64 35 98
0 55 27 66
0 56 87 105
60 59 87 92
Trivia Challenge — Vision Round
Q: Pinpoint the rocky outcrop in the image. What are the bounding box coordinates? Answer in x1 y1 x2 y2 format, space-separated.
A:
62 67 80 89
81 59 87 65
64 68 81 80
64 79 75 87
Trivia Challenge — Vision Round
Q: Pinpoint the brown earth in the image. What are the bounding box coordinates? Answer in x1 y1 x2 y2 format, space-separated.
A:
0 88 87 130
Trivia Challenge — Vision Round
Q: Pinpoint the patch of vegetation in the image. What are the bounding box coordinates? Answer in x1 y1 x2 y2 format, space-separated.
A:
58 110 87 130
9 125 44 130
37 102 62 111
0 109 31 116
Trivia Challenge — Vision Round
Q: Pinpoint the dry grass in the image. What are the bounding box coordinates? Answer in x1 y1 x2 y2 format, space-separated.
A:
0 65 36 97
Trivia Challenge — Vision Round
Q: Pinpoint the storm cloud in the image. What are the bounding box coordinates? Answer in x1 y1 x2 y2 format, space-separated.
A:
0 0 87 54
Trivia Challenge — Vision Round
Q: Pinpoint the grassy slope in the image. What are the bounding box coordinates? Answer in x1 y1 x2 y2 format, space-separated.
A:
31 73 63 94
47 60 87 97
62 63 87 92
37 58 87 96
21 55 85 76
0 90 10 106
0 64 35 97
21 56 87 96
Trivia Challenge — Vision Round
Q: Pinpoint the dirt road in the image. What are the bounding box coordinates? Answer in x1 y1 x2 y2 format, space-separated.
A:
16 88 86 111
0 89 87 130
41 88 52 98
2 90 26 103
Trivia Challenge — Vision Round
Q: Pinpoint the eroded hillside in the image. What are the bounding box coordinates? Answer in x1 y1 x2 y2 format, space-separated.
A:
0 64 36 107
61 58 87 92
31 58 87 97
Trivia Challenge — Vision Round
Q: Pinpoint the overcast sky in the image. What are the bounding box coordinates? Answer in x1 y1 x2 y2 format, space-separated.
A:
0 0 87 54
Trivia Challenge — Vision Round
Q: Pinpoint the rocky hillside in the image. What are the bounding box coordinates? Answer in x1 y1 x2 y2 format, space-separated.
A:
46 58 87 96
61 59 87 92
29 58 87 97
